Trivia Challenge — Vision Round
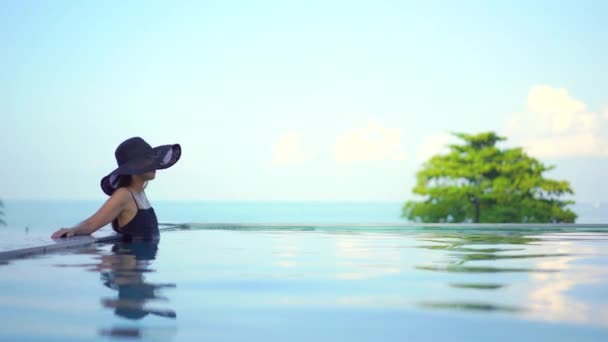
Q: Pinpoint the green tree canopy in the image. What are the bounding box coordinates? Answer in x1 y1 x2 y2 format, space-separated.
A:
402 132 576 223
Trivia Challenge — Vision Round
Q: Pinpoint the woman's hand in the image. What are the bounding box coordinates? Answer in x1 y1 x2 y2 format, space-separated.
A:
50 189 129 239
51 227 75 238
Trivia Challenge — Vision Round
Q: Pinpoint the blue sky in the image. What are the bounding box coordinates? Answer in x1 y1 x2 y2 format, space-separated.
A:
1 0 607 202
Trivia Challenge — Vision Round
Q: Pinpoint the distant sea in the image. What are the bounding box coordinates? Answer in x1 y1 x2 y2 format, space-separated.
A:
1 200 606 237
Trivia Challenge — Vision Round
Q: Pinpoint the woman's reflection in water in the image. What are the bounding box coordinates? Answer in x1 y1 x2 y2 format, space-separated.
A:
97 240 176 339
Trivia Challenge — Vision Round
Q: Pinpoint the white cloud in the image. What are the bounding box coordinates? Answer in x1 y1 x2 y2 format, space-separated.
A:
526 85 587 133
417 132 453 162
332 120 406 164
518 133 603 158
271 132 309 167
505 85 608 158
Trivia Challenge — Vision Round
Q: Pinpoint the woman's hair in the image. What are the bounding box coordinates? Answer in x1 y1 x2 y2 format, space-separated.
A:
111 175 132 230
112 174 149 193
114 175 133 191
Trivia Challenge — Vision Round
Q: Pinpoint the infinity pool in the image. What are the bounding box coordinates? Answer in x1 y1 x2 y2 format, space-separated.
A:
1 226 608 341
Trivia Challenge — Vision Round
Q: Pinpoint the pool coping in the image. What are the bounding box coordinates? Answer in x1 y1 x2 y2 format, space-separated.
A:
0 234 121 261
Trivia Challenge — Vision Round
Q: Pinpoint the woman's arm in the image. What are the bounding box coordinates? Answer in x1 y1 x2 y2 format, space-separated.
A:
51 189 130 238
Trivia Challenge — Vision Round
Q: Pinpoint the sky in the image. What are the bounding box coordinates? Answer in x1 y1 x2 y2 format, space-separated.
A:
1 0 607 203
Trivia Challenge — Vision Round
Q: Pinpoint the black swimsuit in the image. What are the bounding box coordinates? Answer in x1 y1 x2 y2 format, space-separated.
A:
112 190 159 241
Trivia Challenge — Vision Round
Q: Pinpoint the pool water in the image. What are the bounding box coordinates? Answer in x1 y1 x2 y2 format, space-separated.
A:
1 226 608 341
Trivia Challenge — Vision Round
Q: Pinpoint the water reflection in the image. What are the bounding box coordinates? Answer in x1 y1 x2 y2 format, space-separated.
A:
95 241 176 339
334 234 402 280
413 230 557 314
98 242 176 319
525 240 608 325
415 231 567 272
415 264 558 273
449 283 506 290
418 301 525 313
412 229 608 325
0 198 6 226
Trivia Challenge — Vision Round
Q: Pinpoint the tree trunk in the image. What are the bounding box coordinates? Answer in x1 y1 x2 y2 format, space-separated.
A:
472 197 480 223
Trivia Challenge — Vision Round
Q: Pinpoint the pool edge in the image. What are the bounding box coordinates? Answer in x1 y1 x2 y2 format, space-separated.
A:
0 234 121 261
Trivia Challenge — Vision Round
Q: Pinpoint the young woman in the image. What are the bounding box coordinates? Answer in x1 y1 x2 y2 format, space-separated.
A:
51 137 181 241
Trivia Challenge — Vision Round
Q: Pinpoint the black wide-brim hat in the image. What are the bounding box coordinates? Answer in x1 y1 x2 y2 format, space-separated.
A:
101 137 181 196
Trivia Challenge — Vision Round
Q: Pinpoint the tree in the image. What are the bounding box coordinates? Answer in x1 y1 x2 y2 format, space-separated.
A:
402 132 576 223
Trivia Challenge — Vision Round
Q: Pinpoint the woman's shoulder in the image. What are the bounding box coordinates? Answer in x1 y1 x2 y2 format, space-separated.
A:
112 187 131 196
110 187 134 203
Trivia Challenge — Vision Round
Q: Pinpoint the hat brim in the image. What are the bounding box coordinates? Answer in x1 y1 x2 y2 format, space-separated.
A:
101 144 181 196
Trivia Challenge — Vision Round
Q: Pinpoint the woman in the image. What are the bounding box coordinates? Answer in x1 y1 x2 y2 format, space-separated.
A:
51 137 181 240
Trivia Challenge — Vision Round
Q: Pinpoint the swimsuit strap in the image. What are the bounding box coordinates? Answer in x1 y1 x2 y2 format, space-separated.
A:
127 189 141 210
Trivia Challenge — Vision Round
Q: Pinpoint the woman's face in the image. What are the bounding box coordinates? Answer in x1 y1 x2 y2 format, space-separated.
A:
144 170 156 180
141 170 156 181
